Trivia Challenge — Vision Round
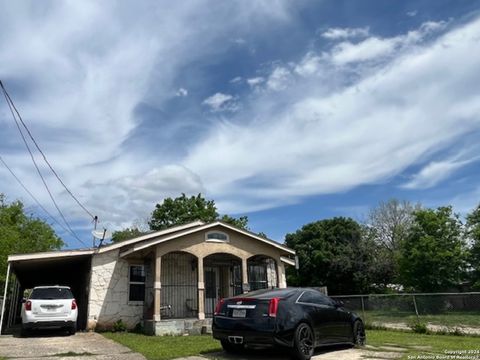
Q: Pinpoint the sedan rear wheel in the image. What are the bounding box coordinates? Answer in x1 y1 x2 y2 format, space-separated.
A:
353 320 366 346
291 323 314 360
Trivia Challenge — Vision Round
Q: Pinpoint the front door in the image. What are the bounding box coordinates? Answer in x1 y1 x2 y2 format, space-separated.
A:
204 267 220 317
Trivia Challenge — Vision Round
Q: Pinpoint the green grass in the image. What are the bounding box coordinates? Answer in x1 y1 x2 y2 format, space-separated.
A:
367 330 480 359
364 310 480 327
103 330 480 360
102 333 221 360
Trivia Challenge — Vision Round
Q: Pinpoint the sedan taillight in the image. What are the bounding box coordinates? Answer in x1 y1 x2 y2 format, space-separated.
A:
71 299 77 310
25 300 32 311
214 298 225 315
268 297 280 317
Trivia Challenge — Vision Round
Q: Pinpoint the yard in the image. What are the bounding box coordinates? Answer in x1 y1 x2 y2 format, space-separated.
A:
103 330 480 360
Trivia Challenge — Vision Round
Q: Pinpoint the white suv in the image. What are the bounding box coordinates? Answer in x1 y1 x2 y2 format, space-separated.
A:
21 286 78 336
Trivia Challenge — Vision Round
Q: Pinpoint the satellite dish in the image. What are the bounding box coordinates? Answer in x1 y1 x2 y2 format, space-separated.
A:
92 228 112 240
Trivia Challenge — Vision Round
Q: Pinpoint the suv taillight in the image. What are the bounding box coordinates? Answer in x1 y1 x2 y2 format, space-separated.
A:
71 299 77 310
268 298 279 317
214 298 224 315
25 300 32 311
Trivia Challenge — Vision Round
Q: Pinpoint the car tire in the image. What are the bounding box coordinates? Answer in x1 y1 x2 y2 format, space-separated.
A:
20 325 30 337
352 320 366 346
290 323 314 360
68 325 77 336
220 339 244 354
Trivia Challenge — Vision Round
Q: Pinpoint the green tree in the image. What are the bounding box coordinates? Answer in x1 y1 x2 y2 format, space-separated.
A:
398 206 468 292
466 204 480 290
149 193 218 230
219 214 249 230
0 194 63 288
111 227 148 243
285 217 375 295
115 194 249 239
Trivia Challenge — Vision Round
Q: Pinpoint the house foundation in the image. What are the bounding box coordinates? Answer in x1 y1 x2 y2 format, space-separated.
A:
145 318 212 336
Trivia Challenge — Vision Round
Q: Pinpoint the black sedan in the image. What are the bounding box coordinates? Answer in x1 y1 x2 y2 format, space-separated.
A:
212 288 365 360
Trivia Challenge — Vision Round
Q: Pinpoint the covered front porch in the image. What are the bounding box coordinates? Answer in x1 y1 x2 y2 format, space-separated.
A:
118 223 295 335
152 251 283 320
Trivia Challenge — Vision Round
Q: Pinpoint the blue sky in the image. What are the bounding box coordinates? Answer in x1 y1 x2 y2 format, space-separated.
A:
1 0 480 248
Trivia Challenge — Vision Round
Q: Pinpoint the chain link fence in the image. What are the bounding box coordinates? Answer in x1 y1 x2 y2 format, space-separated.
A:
331 292 480 335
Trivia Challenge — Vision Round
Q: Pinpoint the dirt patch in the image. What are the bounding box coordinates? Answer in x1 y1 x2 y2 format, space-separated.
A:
371 322 480 336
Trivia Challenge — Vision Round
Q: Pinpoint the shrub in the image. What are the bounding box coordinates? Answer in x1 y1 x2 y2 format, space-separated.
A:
132 322 145 334
112 319 127 332
409 321 428 334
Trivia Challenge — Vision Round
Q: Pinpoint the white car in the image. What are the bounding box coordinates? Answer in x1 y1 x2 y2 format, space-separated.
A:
21 285 78 336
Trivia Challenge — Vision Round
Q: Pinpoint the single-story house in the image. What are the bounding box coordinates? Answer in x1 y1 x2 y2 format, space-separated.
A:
0 221 296 335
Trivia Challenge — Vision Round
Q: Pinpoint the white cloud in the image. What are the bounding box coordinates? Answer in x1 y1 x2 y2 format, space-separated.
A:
266 67 291 91
330 20 447 65
81 165 205 228
322 27 370 40
183 16 480 213
402 159 474 190
202 92 238 112
247 77 265 87
0 1 295 232
407 10 418 17
230 76 243 84
176 88 188 97
331 37 398 64
233 38 246 45
294 52 324 76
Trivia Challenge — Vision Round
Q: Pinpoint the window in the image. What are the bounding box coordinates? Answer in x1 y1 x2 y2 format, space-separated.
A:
205 231 229 242
298 291 333 306
30 287 73 300
129 265 145 302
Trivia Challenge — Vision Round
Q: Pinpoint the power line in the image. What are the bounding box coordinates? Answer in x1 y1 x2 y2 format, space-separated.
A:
0 154 88 247
1 84 87 247
0 80 96 220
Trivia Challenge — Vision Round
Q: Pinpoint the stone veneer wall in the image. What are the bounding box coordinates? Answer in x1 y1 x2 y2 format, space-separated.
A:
87 249 144 330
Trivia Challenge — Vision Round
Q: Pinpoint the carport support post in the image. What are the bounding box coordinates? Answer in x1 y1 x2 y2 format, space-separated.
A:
0 262 11 335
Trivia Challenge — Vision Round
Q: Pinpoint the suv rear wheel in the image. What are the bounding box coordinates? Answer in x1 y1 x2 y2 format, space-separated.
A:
68 324 76 336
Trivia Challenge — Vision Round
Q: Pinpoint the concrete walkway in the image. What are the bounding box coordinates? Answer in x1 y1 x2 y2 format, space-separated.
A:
0 332 146 360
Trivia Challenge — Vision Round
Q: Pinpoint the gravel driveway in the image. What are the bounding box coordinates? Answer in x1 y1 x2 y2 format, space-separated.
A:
0 332 146 360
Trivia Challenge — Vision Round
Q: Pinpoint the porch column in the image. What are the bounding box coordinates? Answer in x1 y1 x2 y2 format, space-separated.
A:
277 261 286 288
0 262 11 335
197 256 205 320
153 247 162 322
241 257 250 293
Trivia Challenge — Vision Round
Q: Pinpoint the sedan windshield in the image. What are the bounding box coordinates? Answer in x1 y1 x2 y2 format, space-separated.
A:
30 288 73 300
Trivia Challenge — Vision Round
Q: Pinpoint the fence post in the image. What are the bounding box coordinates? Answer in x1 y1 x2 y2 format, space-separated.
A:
361 295 366 322
412 295 419 320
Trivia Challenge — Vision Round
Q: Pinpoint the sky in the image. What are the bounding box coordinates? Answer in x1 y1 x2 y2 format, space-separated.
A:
2 0 480 249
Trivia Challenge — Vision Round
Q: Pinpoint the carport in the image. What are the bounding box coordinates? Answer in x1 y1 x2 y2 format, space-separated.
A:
0 250 93 334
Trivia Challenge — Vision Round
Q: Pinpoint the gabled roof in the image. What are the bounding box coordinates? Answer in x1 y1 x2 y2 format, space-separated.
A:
7 220 295 263
96 220 205 253
119 221 295 257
